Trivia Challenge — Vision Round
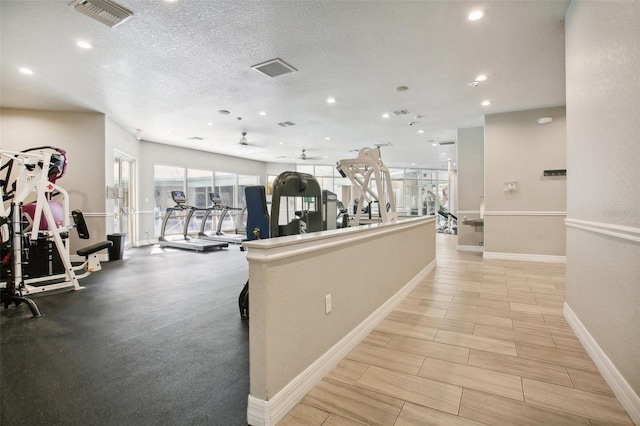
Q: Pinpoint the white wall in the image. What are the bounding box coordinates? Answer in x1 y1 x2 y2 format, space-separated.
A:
245 217 436 425
564 0 640 415
265 162 294 180
483 106 567 259
456 126 484 249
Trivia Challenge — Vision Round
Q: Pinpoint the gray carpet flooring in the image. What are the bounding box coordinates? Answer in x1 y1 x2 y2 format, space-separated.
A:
1 244 250 425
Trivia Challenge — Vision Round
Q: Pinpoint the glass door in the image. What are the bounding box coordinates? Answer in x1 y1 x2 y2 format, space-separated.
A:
114 152 135 249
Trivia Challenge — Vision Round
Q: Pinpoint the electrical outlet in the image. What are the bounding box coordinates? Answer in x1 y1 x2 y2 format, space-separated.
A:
325 294 332 314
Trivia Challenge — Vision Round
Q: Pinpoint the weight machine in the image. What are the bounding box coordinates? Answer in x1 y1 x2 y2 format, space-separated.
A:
270 171 323 237
1 147 112 317
336 147 397 226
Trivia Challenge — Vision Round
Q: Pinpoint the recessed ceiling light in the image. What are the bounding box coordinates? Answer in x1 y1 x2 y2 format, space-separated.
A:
207 122 214 126
325 137 331 140
259 111 267 116
468 10 484 21
418 130 425 134
279 142 284 145
382 113 390 118
432 143 438 147
481 100 491 106
76 41 92 49
476 74 488 82
19 67 34 75
326 97 336 104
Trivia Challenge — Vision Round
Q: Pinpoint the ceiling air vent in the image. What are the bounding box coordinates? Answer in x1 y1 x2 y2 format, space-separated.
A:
393 109 410 116
252 58 298 78
70 0 133 28
277 121 296 127
438 141 456 145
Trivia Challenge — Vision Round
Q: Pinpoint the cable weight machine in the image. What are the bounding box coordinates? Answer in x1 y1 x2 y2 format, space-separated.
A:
1 147 112 317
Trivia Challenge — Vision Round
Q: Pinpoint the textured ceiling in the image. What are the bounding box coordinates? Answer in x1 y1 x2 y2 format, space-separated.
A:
0 0 568 169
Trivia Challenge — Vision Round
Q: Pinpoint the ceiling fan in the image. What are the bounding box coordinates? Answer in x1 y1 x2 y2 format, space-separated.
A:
238 132 267 149
298 149 322 161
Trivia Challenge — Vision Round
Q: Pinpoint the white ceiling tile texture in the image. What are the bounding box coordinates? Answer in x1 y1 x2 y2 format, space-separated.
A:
1 0 568 168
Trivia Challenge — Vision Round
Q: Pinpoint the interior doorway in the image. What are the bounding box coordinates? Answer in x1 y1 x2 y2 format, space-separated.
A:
113 151 136 249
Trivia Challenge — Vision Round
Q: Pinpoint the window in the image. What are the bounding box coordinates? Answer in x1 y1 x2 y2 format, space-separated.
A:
187 168 213 232
238 175 259 208
154 165 185 236
292 164 454 218
154 165 258 236
215 172 236 230
238 175 259 230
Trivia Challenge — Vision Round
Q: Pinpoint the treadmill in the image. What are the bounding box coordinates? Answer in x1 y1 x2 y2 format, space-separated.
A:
158 190 228 252
196 193 247 246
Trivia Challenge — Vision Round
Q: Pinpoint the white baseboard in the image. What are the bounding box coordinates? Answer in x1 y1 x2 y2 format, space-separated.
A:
247 259 437 426
134 239 157 247
563 303 640 424
456 244 484 253
483 251 566 263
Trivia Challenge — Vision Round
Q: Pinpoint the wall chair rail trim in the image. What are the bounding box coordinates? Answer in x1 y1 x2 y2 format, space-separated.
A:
565 218 640 243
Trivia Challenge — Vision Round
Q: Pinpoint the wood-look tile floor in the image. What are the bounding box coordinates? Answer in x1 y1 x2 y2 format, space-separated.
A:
278 234 634 425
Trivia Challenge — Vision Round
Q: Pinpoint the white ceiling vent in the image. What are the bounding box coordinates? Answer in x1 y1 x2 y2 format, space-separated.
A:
277 121 296 127
70 0 133 28
438 140 456 145
252 58 298 78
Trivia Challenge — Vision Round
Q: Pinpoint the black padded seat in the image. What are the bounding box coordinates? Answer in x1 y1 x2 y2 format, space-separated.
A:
77 241 112 257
